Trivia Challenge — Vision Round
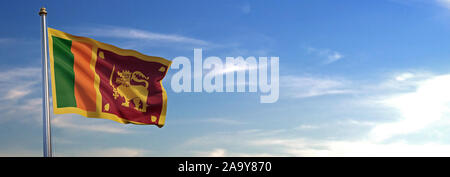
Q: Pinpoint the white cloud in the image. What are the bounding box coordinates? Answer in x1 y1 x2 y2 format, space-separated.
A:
250 138 450 157
395 72 415 81
281 75 354 98
307 47 344 64
279 71 450 143
84 26 209 45
370 74 450 141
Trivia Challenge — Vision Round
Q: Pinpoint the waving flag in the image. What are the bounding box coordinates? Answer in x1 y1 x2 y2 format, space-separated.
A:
48 28 171 127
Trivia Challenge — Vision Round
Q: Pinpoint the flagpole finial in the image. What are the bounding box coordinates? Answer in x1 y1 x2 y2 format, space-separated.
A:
39 7 47 16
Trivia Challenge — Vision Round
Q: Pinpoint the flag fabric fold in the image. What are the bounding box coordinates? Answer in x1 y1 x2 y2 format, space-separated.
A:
48 28 171 127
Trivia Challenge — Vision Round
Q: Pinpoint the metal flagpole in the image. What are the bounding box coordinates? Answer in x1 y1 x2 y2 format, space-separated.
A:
39 7 52 157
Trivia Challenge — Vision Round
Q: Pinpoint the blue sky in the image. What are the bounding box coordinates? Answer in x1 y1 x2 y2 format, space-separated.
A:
2 0 450 156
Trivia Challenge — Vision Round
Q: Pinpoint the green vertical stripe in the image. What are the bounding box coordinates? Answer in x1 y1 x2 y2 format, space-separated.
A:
52 36 77 108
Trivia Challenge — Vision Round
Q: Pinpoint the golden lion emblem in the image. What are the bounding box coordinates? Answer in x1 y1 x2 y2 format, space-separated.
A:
109 65 150 112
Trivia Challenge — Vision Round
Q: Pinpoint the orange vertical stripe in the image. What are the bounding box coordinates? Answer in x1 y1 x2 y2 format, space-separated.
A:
71 41 97 112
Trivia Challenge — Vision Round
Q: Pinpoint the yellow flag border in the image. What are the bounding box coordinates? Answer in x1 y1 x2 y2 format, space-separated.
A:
48 27 172 127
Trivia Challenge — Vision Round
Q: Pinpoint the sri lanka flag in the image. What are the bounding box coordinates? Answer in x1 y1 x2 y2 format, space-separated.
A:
48 28 172 127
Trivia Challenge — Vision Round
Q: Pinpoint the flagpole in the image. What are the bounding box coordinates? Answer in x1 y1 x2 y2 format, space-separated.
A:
39 7 52 157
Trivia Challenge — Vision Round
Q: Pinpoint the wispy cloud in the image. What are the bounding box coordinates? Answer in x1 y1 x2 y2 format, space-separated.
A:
59 147 148 157
0 67 40 82
0 148 40 157
295 119 377 131
52 115 134 134
193 148 275 157
366 71 433 92
307 47 344 64
280 71 433 100
170 117 246 126
337 119 377 127
240 3 251 14
202 118 245 125
0 67 41 123
183 129 286 147
0 38 15 45
183 125 450 157
3 89 31 100
436 0 450 9
295 124 320 130
195 148 227 157
281 75 354 98
82 26 209 45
